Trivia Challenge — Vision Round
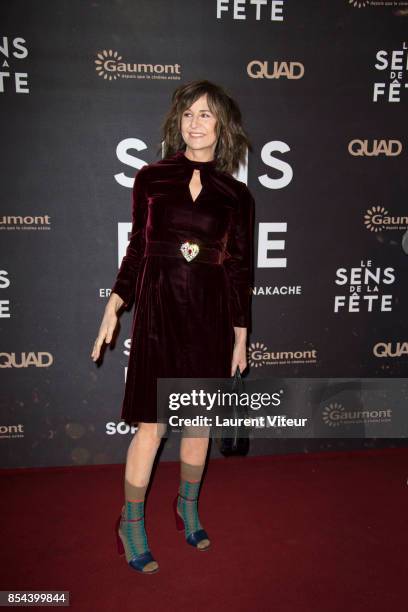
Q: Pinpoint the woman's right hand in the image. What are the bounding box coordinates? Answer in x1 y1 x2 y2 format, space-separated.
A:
91 292 124 361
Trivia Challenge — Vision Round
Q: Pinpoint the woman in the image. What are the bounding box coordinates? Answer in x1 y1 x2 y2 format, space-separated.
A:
91 80 255 574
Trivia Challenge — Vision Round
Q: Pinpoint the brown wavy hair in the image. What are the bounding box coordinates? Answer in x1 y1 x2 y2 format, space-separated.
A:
158 79 252 175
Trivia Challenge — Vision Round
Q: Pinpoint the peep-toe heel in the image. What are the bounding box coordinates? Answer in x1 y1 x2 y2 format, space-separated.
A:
116 513 159 573
173 494 211 551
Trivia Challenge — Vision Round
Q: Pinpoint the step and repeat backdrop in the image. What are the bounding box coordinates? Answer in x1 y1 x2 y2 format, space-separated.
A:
1 1 408 468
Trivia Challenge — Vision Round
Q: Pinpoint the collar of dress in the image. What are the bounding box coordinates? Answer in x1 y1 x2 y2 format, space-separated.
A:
174 149 217 173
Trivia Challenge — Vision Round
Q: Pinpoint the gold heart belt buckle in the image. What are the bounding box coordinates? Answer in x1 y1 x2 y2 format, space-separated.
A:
180 241 200 262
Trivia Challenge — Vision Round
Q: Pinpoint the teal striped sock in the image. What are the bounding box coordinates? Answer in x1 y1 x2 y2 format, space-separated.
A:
120 481 149 561
120 501 149 561
177 479 202 537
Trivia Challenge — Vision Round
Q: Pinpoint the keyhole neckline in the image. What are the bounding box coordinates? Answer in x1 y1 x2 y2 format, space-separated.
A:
188 170 203 204
175 149 217 170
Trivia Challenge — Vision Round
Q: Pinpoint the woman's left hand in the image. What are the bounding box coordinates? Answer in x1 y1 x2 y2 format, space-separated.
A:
231 340 247 376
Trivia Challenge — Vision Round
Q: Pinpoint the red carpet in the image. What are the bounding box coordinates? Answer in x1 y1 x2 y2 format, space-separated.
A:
1 449 407 611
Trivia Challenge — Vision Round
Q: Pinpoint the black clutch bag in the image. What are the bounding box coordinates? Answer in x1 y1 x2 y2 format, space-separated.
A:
216 365 250 457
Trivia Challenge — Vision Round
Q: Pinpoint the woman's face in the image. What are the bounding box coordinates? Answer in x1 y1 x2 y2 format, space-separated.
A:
180 94 218 155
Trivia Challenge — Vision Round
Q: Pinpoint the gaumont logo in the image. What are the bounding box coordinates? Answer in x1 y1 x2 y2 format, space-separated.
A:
94 49 181 81
364 206 408 232
106 421 138 435
349 0 408 7
373 341 408 358
322 402 391 427
348 139 402 157
0 424 24 439
248 341 317 368
247 60 304 80
0 215 51 231
348 1 369 7
0 352 53 368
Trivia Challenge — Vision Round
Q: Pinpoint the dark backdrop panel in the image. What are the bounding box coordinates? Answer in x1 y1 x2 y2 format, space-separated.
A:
1 0 407 467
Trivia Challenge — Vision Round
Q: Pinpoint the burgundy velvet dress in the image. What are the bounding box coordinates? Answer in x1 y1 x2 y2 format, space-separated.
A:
111 149 255 425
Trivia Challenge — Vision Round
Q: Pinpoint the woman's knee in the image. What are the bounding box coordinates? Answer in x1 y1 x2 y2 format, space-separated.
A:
136 422 164 446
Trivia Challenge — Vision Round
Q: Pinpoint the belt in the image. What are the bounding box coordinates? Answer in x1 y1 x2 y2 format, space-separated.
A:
144 240 225 264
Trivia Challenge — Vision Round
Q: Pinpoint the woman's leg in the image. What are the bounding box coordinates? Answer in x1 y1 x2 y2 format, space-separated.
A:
119 422 163 572
177 431 211 549
125 422 163 487
180 434 210 467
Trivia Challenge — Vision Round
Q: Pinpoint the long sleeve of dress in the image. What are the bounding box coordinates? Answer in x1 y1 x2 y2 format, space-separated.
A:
223 183 255 328
111 166 148 307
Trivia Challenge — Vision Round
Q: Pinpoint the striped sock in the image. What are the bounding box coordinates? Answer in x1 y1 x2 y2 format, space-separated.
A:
120 481 149 561
177 479 202 537
177 461 205 539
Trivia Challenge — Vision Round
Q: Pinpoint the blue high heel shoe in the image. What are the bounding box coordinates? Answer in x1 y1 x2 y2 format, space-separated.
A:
115 512 159 573
173 493 211 551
